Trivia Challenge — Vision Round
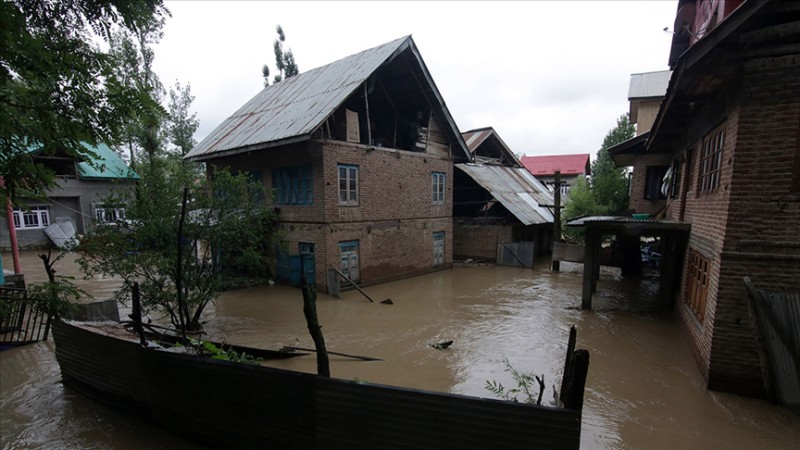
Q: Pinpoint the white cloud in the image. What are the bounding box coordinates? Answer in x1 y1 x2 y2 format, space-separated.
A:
153 0 677 158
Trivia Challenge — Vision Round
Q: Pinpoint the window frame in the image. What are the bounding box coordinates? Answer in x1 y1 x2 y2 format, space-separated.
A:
337 164 359 206
698 124 725 194
685 248 711 322
272 165 313 205
432 172 445 205
94 204 127 224
12 206 50 230
643 165 670 200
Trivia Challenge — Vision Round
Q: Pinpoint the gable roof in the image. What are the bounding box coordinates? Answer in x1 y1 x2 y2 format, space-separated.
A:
27 142 138 180
456 163 554 225
461 127 522 167
520 154 591 177
186 36 470 162
76 143 139 180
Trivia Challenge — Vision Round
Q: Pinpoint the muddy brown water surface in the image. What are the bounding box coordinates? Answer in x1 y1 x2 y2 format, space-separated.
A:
2 251 799 449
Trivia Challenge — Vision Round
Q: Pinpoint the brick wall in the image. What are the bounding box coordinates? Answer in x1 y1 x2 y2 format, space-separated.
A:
210 139 454 292
628 153 673 215
663 53 800 397
453 220 513 260
710 54 800 395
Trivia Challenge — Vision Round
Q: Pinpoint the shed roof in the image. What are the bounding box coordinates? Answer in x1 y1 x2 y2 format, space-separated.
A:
186 36 470 162
461 127 522 167
520 154 591 177
76 143 139 180
628 70 672 99
455 163 554 225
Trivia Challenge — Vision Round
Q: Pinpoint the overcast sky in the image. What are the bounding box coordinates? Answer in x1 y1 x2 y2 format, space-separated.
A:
152 1 677 158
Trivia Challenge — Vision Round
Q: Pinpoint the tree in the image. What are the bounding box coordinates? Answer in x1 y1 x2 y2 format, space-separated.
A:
0 0 169 205
562 113 635 242
78 162 282 332
591 113 634 214
262 25 299 86
167 81 199 156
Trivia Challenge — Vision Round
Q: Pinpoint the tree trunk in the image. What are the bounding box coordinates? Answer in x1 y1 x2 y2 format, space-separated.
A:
301 280 330 377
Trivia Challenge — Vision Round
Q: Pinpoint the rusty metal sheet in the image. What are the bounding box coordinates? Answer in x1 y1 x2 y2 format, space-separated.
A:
186 36 410 160
456 163 555 225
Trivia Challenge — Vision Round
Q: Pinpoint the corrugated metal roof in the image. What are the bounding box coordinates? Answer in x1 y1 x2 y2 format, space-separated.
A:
521 154 590 177
186 36 410 160
628 70 672 99
77 143 139 180
461 127 523 167
186 36 470 162
456 163 554 225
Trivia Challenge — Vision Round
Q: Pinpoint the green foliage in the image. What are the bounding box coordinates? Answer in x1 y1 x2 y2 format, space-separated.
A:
562 113 635 242
78 162 282 332
0 0 169 205
186 339 263 365
25 249 85 320
263 24 299 86
592 114 634 214
484 359 544 405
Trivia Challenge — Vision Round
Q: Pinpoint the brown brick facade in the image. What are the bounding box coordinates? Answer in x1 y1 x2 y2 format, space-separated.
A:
660 53 800 396
213 139 454 292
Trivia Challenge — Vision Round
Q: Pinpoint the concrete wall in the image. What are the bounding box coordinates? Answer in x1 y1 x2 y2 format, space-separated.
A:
1 177 135 250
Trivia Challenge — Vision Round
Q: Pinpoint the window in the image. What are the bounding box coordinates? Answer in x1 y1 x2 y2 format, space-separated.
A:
12 206 50 230
94 205 126 224
644 166 669 200
432 172 445 205
685 249 711 322
338 164 358 205
669 158 682 199
272 166 312 205
699 125 725 193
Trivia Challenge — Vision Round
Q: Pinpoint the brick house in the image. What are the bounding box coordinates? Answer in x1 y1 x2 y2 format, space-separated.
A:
185 36 471 294
609 0 800 397
520 154 591 197
454 127 554 263
1 143 138 251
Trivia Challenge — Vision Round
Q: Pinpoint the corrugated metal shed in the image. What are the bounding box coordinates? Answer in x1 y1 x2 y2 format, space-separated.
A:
186 36 470 162
456 163 554 225
628 70 672 99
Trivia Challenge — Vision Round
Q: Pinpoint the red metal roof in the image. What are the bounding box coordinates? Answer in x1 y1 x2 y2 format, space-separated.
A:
520 154 591 177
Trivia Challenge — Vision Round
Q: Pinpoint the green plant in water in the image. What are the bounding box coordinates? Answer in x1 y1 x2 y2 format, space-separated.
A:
187 339 263 365
485 359 545 405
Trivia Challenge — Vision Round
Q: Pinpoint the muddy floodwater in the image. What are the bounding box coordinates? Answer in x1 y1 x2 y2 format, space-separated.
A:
2 251 799 449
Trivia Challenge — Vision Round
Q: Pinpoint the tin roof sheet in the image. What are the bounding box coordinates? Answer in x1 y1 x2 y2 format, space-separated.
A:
186 36 470 162
628 70 672 99
76 143 139 180
520 154 590 177
456 164 554 225
186 36 410 160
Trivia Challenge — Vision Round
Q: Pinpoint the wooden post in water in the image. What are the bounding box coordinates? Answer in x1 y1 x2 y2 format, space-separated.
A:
563 349 590 414
559 325 577 406
552 171 562 272
301 279 330 377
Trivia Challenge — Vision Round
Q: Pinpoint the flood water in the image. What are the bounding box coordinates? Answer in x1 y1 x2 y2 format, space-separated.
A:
2 250 799 449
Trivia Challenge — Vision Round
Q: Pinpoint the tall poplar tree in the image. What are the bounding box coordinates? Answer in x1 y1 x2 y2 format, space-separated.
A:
262 25 299 87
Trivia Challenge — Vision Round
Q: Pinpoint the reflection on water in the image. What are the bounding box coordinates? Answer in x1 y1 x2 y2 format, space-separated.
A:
2 251 799 449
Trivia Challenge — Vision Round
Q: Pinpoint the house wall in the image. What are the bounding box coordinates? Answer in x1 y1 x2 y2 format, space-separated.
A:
453 220 513 260
211 139 454 292
662 53 800 397
629 153 673 215
635 99 662 134
0 178 134 250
